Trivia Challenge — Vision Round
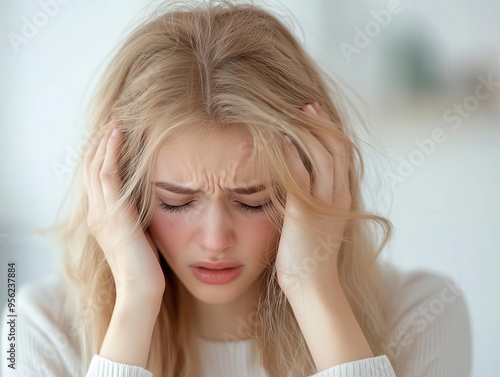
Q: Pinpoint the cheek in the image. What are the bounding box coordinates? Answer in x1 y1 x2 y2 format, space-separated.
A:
246 217 277 239
149 211 280 258
245 217 280 257
148 212 186 256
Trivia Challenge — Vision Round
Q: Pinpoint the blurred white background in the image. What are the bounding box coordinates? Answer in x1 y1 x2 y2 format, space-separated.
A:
0 0 498 375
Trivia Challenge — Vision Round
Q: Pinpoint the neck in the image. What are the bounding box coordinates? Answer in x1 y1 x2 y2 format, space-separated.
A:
190 281 260 342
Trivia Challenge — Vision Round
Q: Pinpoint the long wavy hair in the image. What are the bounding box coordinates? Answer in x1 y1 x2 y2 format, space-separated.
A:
43 1 395 376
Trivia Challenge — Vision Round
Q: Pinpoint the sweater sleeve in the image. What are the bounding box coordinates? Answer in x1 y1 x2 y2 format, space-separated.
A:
307 355 396 377
306 268 471 377
85 354 153 377
0 275 155 377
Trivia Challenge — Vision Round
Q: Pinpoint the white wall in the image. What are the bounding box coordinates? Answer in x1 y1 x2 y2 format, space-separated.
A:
1 1 498 375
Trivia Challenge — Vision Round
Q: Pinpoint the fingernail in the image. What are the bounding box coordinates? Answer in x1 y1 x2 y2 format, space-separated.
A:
111 128 120 138
307 104 318 116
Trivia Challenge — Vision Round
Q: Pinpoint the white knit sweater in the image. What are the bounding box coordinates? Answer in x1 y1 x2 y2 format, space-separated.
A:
0 264 471 376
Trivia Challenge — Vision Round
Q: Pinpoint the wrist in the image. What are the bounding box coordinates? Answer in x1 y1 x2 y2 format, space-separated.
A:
285 275 374 369
286 275 344 308
100 290 162 368
115 290 163 314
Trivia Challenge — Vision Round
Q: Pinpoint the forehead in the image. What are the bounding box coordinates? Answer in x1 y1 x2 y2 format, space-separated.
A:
154 125 261 184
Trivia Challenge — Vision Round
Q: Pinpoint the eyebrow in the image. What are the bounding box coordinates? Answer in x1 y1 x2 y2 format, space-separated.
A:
154 181 268 195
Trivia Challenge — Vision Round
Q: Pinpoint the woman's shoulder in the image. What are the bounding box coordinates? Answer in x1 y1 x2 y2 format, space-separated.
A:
15 273 75 332
378 263 472 376
378 263 468 322
1 273 83 376
17 273 66 311
379 263 466 305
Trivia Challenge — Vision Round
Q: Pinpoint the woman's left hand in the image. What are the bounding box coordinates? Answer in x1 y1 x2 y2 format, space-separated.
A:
275 105 375 370
275 103 351 297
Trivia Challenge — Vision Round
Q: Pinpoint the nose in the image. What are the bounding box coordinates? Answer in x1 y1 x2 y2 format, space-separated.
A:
196 202 235 254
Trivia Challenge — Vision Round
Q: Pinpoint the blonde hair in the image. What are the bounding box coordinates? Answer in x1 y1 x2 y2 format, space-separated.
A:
43 1 395 376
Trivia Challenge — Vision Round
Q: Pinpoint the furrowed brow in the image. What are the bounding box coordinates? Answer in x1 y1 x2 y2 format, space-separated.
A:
154 181 268 195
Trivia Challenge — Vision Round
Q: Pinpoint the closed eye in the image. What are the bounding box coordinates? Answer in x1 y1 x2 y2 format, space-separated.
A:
158 201 193 213
236 201 273 213
159 201 272 213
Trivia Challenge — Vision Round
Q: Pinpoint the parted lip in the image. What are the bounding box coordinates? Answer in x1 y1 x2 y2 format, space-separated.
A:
190 260 243 269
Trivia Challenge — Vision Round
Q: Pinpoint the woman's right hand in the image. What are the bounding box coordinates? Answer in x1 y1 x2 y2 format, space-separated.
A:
83 121 166 300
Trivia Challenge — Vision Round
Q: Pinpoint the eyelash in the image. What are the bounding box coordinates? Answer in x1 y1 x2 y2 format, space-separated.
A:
159 201 272 213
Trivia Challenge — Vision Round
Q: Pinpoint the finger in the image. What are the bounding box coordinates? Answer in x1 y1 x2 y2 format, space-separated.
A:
298 104 335 203
283 134 310 191
83 128 106 190
311 103 351 210
101 125 123 202
331 139 350 211
89 127 114 208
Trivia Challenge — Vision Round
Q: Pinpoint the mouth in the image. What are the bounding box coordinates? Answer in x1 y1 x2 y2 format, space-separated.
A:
190 266 243 284
191 260 243 269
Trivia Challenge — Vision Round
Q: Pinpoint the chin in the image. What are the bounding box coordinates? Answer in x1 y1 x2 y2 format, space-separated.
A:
185 280 249 305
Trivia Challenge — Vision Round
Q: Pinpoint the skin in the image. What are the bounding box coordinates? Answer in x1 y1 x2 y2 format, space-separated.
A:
276 103 374 370
147 123 281 341
84 103 374 372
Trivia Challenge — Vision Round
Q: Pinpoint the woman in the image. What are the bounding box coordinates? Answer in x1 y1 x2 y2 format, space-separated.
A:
0 1 471 376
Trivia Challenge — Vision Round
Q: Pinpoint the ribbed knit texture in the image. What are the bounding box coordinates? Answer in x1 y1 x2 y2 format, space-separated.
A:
87 355 152 377
311 356 395 377
196 336 267 377
0 264 472 377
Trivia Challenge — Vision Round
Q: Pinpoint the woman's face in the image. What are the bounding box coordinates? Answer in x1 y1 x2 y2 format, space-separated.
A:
148 125 281 305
